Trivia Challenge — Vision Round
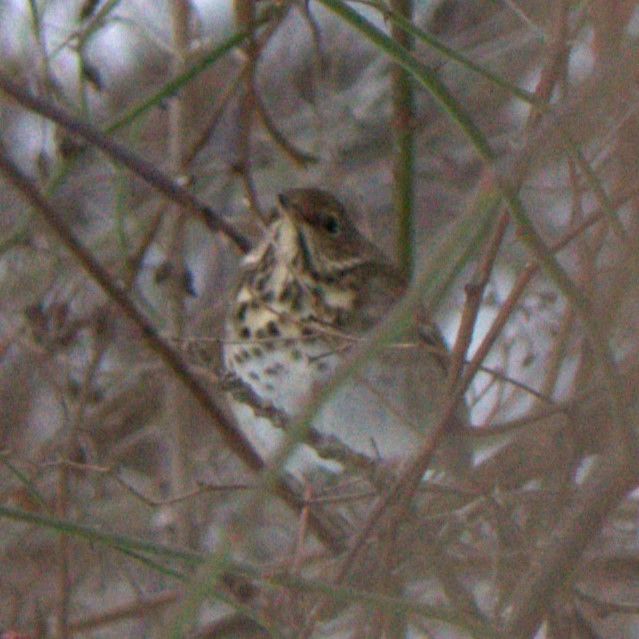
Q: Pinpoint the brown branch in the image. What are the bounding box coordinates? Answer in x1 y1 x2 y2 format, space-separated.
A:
449 209 510 385
499 460 635 639
254 89 319 167
186 67 247 164
0 70 251 253
0 144 344 553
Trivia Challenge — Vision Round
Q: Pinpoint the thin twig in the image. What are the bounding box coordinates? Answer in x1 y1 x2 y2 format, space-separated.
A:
0 70 251 253
0 145 344 553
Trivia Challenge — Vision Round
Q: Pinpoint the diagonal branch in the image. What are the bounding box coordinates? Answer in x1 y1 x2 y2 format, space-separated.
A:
0 144 344 553
0 70 251 253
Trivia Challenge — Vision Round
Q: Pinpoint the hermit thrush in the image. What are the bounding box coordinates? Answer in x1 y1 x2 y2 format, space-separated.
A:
223 188 469 475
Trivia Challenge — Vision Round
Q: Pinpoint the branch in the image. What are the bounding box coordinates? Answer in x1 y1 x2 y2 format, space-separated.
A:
0 144 344 553
0 70 251 253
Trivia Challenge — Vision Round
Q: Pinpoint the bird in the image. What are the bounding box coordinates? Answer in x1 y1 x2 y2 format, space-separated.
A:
222 188 469 476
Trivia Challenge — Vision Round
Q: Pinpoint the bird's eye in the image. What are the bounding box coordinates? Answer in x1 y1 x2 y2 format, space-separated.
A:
317 210 339 234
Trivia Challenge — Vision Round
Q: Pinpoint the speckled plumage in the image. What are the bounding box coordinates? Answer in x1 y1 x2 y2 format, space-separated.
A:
223 189 468 471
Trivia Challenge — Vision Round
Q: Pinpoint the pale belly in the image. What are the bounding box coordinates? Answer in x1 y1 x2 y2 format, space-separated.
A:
223 338 453 470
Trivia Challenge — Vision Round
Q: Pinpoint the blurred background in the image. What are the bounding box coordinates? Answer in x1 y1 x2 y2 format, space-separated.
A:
1 0 639 637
